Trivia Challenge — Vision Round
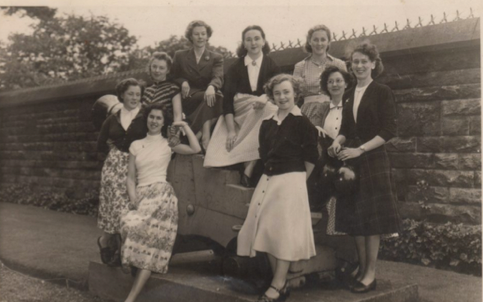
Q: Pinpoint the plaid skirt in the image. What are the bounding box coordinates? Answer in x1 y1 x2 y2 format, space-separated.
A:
335 146 402 236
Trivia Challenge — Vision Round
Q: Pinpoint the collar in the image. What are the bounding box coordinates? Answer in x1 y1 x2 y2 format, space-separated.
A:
303 53 335 62
329 100 343 109
264 105 302 123
244 54 263 67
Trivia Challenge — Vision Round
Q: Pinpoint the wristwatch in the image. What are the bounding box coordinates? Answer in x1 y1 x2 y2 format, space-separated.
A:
359 145 366 153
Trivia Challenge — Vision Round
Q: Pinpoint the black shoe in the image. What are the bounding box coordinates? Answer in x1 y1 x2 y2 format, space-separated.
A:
97 236 112 264
351 279 376 293
257 284 287 302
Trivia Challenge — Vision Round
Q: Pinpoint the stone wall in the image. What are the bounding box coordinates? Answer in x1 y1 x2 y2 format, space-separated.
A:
0 18 480 224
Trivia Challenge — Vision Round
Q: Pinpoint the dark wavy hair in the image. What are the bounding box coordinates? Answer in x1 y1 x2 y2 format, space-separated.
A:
147 52 173 79
185 20 213 43
350 42 384 79
143 103 173 138
115 78 145 103
264 74 302 101
236 25 271 58
320 66 352 95
304 24 332 53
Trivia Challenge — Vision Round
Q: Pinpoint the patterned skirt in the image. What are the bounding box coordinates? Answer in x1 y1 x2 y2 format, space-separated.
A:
182 88 223 134
204 94 278 167
97 148 130 234
335 146 402 236
120 182 178 274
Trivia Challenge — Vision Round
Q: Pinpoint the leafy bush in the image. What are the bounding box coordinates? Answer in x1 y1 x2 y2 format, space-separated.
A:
0 184 98 216
380 219 482 276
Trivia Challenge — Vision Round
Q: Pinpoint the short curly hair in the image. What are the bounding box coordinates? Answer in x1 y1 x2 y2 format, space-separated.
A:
115 78 145 103
185 20 213 43
236 25 271 58
264 74 302 101
147 52 173 79
304 24 332 53
350 42 384 79
320 66 352 96
143 103 173 138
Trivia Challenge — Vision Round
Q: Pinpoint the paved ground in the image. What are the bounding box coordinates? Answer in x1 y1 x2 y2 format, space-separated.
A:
0 202 481 302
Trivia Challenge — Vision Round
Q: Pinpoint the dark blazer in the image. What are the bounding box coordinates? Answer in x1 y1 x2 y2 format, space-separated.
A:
171 48 223 91
339 81 397 143
223 55 280 115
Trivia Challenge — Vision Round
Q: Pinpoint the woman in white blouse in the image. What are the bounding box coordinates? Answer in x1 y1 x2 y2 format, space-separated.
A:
120 103 201 302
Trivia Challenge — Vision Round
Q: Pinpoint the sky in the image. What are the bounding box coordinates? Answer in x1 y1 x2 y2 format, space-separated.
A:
0 0 481 52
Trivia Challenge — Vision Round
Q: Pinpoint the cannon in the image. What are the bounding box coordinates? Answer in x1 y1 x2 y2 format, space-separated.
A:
91 98 357 292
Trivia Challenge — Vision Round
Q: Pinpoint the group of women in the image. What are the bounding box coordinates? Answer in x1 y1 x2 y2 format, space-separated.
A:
96 20 401 302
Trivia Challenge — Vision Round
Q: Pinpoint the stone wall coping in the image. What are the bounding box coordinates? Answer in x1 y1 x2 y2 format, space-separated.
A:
0 18 479 108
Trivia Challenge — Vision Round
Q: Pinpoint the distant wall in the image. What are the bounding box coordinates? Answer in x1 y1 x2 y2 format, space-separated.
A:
0 18 480 224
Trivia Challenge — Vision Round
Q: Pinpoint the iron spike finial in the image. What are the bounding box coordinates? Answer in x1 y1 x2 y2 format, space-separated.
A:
370 25 378 35
381 23 389 33
468 8 474 18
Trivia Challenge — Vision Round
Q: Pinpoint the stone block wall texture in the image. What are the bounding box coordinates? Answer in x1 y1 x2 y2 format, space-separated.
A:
0 18 480 224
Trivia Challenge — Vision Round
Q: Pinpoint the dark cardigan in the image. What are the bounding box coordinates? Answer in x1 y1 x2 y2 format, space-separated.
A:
97 108 147 154
339 81 397 143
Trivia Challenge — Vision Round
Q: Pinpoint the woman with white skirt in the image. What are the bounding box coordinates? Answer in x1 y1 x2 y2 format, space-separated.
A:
204 25 280 187
237 74 318 302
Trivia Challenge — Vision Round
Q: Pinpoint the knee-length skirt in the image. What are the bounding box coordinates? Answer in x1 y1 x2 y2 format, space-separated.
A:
335 146 402 236
204 94 278 167
237 172 316 261
120 182 178 274
182 88 223 135
97 148 130 234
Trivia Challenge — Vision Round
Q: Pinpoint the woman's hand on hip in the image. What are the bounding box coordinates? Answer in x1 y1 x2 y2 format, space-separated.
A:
337 147 364 161
225 131 237 152
315 126 328 138
327 142 341 157
181 81 190 99
205 85 216 107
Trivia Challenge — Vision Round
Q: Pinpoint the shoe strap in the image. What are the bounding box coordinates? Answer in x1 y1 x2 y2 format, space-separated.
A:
269 285 281 294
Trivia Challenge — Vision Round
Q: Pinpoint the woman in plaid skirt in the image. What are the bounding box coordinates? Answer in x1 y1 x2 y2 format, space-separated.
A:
328 42 402 293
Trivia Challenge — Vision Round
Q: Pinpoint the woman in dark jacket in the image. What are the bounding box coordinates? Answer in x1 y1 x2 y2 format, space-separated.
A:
170 20 224 150
328 42 401 293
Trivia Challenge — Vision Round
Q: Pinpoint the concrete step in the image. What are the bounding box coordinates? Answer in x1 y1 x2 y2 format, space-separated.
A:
89 261 419 302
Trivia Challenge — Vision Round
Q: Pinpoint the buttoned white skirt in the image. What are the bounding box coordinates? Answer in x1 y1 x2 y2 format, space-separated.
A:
237 172 316 261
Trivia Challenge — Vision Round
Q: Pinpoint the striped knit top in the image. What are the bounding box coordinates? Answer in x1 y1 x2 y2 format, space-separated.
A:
141 81 180 114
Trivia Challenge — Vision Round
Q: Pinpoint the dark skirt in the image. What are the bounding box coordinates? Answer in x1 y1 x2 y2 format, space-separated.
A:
182 88 223 134
335 145 402 236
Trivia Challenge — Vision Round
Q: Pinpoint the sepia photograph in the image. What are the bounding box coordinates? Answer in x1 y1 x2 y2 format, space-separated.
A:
0 0 481 301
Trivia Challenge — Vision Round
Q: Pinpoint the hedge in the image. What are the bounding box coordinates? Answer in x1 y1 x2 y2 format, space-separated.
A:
380 218 482 276
0 184 98 216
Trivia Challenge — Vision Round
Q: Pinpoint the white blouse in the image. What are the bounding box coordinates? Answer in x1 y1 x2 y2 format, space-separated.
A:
244 55 263 92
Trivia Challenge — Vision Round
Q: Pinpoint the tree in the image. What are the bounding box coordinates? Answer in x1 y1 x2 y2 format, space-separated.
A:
0 7 57 21
0 9 137 91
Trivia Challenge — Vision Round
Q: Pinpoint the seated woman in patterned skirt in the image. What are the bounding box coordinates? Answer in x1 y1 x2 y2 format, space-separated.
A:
120 103 201 302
